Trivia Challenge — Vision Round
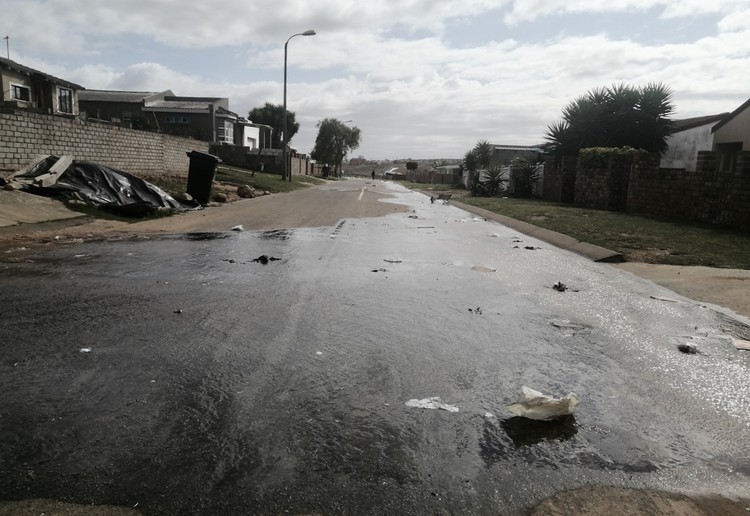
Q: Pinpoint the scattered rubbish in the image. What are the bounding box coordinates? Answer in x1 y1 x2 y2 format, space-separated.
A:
471 265 496 273
508 386 580 421
677 343 699 354
650 295 679 303
405 397 459 413
513 245 519 249
729 337 750 351
408 215 419 219
384 258 402 264
524 246 540 250
512 239 523 243
231 225 244 232
371 268 387 273
490 233 500 238
468 307 483 315
417 226 435 229
174 309 183 314
79 348 92 353
252 255 281 264
552 281 568 292
316 351 323 355
484 412 496 419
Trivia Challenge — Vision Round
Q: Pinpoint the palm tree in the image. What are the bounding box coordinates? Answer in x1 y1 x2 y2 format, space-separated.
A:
545 83 674 156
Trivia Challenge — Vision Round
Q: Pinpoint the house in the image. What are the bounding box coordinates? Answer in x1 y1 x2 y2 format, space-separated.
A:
78 89 173 130
142 95 232 143
0 56 84 116
235 118 274 150
712 98 750 172
660 113 728 171
79 89 235 143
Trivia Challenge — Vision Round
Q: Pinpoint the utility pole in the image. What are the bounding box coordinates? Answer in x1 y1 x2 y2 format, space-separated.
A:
4 36 9 59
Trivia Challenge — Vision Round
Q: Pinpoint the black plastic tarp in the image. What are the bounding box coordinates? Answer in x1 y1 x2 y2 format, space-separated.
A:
25 159 200 217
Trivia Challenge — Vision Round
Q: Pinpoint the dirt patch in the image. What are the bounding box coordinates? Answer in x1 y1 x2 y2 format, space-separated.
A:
530 485 750 516
615 262 750 320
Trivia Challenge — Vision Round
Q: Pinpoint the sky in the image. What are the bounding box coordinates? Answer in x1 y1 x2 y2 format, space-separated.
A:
3 0 749 160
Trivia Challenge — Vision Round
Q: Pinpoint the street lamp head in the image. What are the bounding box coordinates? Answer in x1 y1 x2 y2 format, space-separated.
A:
301 30 316 36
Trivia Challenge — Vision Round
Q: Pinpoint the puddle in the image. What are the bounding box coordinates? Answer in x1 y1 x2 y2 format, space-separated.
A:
183 232 232 241
260 229 292 240
501 415 578 448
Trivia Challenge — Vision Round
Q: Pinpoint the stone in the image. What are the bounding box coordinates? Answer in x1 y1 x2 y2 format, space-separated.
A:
237 184 256 198
213 192 229 203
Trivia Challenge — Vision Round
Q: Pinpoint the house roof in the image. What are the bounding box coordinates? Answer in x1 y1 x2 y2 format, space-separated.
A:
669 113 729 133
712 98 750 133
78 89 173 103
143 95 226 113
0 56 84 90
493 144 545 152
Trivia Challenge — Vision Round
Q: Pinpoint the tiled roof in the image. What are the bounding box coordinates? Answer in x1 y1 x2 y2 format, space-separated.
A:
144 99 212 111
0 56 84 90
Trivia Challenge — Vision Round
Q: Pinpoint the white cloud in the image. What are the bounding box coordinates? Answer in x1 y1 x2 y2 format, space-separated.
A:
3 0 749 158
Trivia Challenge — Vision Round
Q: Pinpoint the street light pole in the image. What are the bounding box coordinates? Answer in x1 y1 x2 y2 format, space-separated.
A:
282 29 316 182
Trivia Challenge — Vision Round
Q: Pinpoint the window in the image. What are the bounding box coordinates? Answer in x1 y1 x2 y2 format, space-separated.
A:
57 87 73 114
166 116 190 124
11 84 31 102
218 120 234 143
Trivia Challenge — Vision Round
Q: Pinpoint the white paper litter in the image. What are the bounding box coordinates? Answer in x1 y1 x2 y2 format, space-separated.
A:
405 397 459 413
79 348 92 353
231 225 244 231
507 386 580 420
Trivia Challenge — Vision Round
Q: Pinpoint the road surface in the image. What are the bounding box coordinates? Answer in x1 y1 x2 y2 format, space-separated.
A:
1 178 748 514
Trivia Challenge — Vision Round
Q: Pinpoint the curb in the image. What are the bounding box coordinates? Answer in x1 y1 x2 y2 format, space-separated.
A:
448 198 624 263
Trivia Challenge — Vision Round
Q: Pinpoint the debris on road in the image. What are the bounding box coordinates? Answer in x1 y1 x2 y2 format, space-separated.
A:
408 215 419 219
405 397 459 413
729 337 750 351
508 386 580 421
471 265 496 273
651 295 679 303
677 343 699 354
384 258 403 264
468 307 483 315
231 225 244 232
174 309 183 314
79 348 92 353
524 246 540 250
552 281 568 292
252 255 281 264
371 268 387 273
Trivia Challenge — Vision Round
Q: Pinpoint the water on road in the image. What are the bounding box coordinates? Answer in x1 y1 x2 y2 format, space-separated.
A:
1 179 748 514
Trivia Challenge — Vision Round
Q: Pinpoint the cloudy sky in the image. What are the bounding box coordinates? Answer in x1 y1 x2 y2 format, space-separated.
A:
4 0 749 160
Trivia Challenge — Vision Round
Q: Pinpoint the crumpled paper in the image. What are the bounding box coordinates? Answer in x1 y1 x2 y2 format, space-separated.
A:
507 386 580 420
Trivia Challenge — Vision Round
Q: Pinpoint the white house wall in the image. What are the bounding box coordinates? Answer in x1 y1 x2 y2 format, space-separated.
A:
660 124 714 171
241 125 260 149
713 106 750 149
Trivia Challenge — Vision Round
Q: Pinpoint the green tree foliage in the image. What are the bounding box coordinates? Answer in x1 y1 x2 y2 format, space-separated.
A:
405 161 418 171
510 159 541 198
248 102 299 149
545 83 674 156
463 140 507 197
310 118 362 176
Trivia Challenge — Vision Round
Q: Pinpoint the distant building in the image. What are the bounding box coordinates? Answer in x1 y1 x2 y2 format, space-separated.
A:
712 98 750 172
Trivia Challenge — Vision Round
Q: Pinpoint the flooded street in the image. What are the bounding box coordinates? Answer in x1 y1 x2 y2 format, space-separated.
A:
1 179 749 514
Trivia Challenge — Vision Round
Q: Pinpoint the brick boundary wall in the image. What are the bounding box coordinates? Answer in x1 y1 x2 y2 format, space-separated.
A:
542 150 750 231
0 106 209 179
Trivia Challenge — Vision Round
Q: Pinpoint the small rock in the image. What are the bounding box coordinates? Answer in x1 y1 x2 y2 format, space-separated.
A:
677 344 698 354
553 281 568 292
213 192 229 203
237 185 256 198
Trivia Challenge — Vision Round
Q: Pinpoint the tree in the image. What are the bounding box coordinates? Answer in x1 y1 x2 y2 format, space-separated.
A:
310 118 361 177
463 140 506 197
248 102 299 149
545 83 674 156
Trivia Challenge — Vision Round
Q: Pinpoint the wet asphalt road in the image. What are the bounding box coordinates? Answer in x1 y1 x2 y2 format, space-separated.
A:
1 179 749 515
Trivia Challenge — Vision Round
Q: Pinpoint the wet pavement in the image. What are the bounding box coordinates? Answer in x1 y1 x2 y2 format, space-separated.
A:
1 179 749 514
